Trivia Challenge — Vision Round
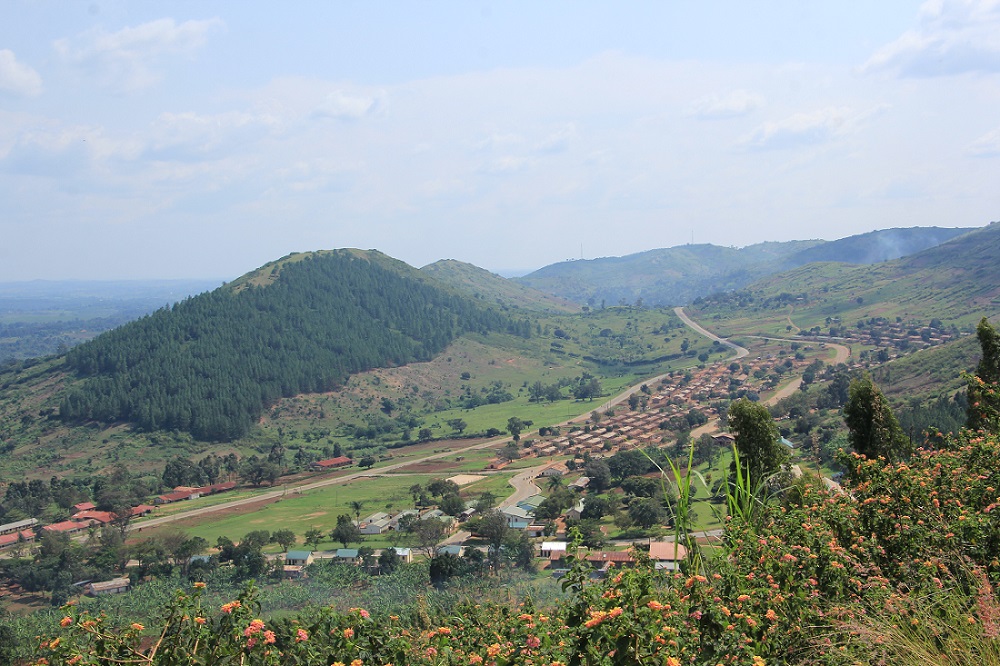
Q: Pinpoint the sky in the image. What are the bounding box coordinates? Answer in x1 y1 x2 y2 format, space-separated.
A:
1 1 998 280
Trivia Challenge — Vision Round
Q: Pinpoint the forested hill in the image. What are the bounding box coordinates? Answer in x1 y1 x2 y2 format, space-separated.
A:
58 250 529 441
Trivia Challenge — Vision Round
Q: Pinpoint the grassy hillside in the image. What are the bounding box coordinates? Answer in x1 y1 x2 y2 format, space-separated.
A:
690 223 1000 338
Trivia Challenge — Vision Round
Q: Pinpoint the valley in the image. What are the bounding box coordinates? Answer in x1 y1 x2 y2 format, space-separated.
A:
1 224 999 665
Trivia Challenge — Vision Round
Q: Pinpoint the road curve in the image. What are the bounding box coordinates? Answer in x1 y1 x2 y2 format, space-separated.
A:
673 307 748 359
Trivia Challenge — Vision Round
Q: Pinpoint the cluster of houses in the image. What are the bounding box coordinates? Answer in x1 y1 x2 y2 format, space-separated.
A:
155 481 237 505
809 317 956 351
0 501 158 552
504 350 825 469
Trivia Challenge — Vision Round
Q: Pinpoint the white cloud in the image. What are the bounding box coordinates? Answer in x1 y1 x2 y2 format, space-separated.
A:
477 155 530 175
688 89 764 119
534 124 577 154
312 90 380 120
0 50 42 97
54 18 223 92
864 0 1000 76
742 107 854 150
144 110 280 161
968 127 1000 156
0 127 95 177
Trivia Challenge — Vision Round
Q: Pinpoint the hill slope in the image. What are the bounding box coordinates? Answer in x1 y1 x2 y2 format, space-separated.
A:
57 250 526 441
690 222 1000 339
419 259 579 313
516 227 975 307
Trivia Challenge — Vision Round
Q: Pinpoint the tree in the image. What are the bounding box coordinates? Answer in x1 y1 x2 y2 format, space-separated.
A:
628 497 665 529
477 509 510 568
412 518 446 559
584 459 611 493
358 455 376 469
378 547 400 574
304 528 324 550
506 417 525 442
968 317 1000 432
474 491 496 513
439 493 465 517
728 398 788 487
349 501 365 525
331 514 362 548
446 418 468 434
844 375 912 463
271 529 297 552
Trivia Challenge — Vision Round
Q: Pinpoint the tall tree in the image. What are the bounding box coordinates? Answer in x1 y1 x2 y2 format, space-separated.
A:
728 398 788 486
967 317 1000 433
843 375 912 463
330 514 362 549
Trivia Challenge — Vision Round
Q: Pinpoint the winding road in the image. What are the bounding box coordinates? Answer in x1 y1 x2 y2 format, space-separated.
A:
133 308 848 533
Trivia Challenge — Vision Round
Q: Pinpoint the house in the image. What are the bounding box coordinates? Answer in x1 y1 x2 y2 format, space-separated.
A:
437 544 463 556
539 462 568 477
389 547 413 564
569 476 590 491
42 520 89 535
540 541 567 558
500 506 533 529
130 505 155 517
586 550 636 577
71 510 116 524
334 548 359 563
87 577 131 596
388 510 419 530
285 550 314 567
155 489 201 505
565 498 586 521
712 433 736 446
648 541 688 571
0 518 38 536
360 517 391 535
517 495 546 511
311 456 353 471
72 502 97 512
0 529 35 551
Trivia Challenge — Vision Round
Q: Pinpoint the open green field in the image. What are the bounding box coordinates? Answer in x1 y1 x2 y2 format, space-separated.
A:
140 470 517 551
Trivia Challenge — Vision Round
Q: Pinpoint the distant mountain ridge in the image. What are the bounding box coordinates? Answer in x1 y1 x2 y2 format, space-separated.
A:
516 226 976 307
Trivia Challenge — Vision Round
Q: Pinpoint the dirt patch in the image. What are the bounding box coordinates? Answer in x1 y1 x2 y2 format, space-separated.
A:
394 460 459 474
447 474 486 486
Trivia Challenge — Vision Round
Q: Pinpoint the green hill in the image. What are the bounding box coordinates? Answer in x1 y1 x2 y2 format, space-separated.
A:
516 227 976 307
419 259 579 313
56 250 527 441
695 223 1000 334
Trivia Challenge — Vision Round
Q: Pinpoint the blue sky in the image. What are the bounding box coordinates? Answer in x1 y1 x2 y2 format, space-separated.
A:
1 1 998 280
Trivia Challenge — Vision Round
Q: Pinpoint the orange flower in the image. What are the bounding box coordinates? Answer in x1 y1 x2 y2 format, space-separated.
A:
193 581 206 589
666 658 681 666
59 617 73 627
765 609 778 622
130 623 144 631
343 627 355 639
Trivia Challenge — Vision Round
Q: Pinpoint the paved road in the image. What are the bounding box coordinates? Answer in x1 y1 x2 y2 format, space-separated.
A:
674 307 749 359
499 465 546 509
